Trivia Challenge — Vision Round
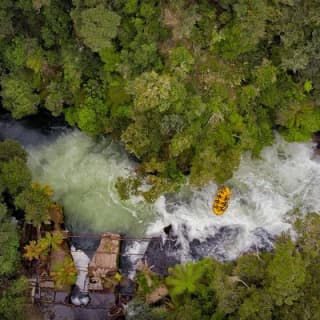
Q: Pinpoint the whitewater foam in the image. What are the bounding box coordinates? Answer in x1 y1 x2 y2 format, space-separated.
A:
148 135 320 260
27 131 320 261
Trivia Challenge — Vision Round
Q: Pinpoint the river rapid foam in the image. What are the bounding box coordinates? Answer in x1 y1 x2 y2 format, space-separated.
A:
149 135 320 261
26 130 320 261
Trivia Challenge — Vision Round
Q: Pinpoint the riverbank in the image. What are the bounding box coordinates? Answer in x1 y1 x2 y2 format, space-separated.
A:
2 111 320 262
2 112 320 319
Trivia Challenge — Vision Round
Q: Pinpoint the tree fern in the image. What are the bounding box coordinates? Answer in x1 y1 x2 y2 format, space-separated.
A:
166 261 208 299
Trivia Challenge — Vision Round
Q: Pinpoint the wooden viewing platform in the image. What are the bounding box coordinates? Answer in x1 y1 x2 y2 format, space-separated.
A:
29 233 122 319
31 232 122 299
88 233 121 291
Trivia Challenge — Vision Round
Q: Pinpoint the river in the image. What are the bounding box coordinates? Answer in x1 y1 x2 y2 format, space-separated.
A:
1 113 320 263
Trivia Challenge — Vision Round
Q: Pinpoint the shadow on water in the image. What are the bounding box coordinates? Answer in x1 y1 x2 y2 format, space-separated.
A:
0 108 70 146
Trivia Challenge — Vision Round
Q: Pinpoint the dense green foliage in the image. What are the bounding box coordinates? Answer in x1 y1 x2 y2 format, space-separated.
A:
0 140 59 318
15 182 53 228
1 0 320 317
131 213 320 320
1 0 320 200
0 140 30 319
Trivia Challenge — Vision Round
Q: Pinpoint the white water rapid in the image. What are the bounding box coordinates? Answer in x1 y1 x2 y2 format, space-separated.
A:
27 131 320 261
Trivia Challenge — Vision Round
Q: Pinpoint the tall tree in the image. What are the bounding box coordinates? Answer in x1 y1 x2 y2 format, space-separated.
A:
15 183 54 238
71 4 120 52
0 73 40 119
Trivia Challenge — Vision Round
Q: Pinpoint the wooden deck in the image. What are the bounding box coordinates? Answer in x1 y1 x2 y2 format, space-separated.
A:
32 232 121 292
29 233 123 319
88 233 121 291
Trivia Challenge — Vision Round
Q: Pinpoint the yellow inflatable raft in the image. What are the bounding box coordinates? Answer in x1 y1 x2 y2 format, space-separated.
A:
212 186 231 216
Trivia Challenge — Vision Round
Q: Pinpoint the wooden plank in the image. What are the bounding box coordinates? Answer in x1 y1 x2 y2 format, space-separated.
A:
88 233 121 291
89 233 120 272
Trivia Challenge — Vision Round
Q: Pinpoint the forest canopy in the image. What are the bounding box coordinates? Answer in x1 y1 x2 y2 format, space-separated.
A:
1 0 320 200
1 1 320 317
0 139 64 319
